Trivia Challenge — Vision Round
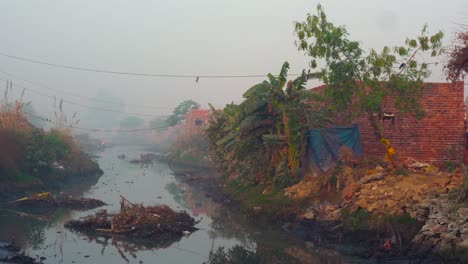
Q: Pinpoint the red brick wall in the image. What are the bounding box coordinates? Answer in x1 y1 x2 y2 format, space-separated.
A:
354 81 465 164
182 109 210 141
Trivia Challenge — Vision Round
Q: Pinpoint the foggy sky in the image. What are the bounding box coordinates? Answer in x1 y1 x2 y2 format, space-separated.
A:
0 0 466 126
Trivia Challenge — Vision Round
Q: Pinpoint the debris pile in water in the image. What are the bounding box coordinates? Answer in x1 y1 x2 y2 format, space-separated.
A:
129 153 157 164
65 196 197 239
7 192 106 211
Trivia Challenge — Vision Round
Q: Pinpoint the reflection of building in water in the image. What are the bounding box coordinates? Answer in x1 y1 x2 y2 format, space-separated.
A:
181 183 219 217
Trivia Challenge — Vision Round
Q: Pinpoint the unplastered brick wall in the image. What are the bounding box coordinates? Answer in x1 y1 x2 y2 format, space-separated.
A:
355 81 465 164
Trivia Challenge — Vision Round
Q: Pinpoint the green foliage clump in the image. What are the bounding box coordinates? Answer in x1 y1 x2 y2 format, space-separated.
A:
442 161 456 173
166 100 200 126
24 129 69 175
206 63 332 185
16 173 38 183
294 4 443 136
395 167 409 176
341 209 421 253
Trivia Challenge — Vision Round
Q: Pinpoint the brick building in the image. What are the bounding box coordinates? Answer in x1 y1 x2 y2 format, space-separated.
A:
311 81 465 164
182 108 210 140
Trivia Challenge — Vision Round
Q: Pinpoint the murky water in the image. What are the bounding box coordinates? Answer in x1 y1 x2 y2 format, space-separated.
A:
0 146 351 264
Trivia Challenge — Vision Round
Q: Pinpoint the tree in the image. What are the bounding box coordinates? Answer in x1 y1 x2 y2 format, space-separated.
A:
166 100 200 126
445 32 467 82
120 116 145 129
149 116 168 132
206 63 331 185
85 90 125 129
294 4 444 163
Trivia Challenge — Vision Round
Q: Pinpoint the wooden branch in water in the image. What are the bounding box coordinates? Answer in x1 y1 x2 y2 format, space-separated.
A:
119 195 135 206
7 209 51 222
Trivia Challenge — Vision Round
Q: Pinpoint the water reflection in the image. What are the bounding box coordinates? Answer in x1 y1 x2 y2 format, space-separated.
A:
0 146 352 264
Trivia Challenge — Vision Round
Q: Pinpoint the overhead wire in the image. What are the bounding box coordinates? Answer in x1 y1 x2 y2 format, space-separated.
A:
23 110 172 132
0 68 174 110
0 51 303 78
0 77 169 118
0 51 448 83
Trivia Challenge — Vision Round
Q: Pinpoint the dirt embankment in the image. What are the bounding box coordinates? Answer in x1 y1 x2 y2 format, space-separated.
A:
283 162 468 261
168 159 468 261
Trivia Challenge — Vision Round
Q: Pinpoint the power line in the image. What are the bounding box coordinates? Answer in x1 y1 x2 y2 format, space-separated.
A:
0 69 174 110
24 110 172 132
0 51 448 80
0 51 303 78
0 77 169 118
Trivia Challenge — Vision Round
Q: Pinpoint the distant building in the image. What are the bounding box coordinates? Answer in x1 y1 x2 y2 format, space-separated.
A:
178 108 211 144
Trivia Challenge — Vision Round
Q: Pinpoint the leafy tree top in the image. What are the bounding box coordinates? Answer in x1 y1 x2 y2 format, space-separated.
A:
166 100 200 126
294 4 444 119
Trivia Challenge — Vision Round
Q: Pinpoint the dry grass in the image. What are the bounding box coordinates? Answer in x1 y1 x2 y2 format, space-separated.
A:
1 84 31 132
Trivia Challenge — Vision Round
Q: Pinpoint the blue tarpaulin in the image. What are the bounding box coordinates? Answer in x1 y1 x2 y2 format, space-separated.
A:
308 124 363 171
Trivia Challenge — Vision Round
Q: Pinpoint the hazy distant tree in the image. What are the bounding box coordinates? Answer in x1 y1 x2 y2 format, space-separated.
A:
149 116 168 131
85 90 125 129
166 100 200 126
120 116 145 129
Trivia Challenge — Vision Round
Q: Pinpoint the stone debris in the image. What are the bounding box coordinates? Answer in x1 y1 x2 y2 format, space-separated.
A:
412 196 468 257
357 172 384 184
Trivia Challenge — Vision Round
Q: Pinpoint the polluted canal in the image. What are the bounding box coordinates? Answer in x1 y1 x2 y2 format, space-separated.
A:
0 146 352 263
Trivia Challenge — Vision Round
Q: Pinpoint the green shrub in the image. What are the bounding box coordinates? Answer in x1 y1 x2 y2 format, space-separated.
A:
395 167 409 176
443 161 456 173
15 173 38 183
24 129 70 175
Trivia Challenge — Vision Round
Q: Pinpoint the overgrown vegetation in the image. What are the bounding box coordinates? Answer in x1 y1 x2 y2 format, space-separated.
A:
341 209 421 253
294 4 444 164
445 32 467 82
0 85 100 191
206 4 444 188
447 165 468 214
206 63 331 186
166 100 200 126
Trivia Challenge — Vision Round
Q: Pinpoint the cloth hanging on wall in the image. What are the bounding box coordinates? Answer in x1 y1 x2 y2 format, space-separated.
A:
308 124 363 171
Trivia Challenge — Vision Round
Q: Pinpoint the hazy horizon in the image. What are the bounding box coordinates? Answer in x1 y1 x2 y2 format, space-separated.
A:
0 0 466 129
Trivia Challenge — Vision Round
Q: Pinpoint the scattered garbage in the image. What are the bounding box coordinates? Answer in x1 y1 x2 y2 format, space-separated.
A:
7 192 106 211
52 161 65 170
65 196 197 240
408 162 431 169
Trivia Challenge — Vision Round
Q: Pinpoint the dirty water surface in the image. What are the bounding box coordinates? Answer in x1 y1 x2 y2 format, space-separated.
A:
0 146 353 264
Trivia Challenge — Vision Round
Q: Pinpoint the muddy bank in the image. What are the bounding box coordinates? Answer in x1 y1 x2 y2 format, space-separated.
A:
0 163 103 202
168 161 468 263
166 165 375 261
